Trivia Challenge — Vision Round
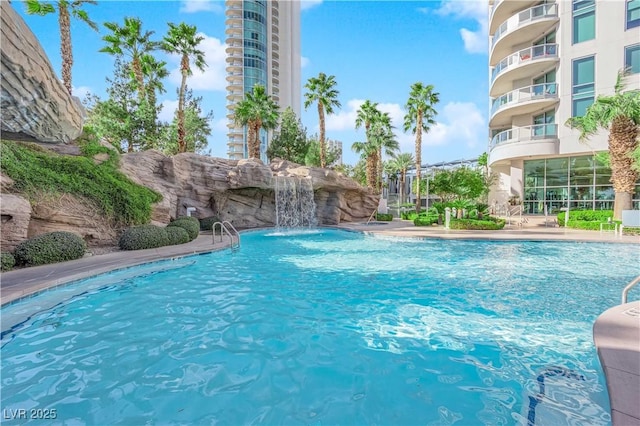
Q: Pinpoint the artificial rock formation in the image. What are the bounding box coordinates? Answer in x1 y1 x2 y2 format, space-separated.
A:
0 1 84 143
120 151 379 228
0 193 32 251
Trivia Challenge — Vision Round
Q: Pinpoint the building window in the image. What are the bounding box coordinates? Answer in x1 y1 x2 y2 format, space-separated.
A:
572 56 595 117
573 0 595 44
625 44 640 73
628 0 640 29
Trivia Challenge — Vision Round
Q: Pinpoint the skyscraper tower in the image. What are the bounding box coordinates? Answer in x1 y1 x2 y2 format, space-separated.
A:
225 0 301 161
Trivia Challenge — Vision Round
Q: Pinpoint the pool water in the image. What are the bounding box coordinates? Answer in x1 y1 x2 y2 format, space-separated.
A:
2 229 639 425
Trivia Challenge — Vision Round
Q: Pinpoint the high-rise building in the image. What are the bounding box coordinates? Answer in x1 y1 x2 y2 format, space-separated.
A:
487 0 640 214
225 0 301 161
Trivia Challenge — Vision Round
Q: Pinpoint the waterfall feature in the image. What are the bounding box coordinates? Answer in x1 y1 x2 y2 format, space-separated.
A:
274 176 317 228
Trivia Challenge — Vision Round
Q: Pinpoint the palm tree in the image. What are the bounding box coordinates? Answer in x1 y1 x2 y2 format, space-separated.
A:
354 100 381 190
233 84 280 160
140 53 168 109
566 69 640 220
161 22 207 153
25 0 98 96
101 17 158 99
369 117 399 192
390 152 414 205
351 138 378 189
304 73 341 168
404 82 440 213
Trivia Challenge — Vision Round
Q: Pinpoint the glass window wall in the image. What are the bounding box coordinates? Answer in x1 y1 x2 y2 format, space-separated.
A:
573 0 595 43
628 0 640 29
625 44 640 73
572 56 595 117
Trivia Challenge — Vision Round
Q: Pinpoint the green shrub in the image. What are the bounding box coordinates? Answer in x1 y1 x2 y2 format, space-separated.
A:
449 218 506 230
0 141 161 225
414 215 439 226
376 213 393 221
119 225 170 250
1 252 16 271
199 216 220 231
14 231 86 267
165 226 190 245
623 227 640 236
557 209 614 226
173 216 200 226
167 219 199 241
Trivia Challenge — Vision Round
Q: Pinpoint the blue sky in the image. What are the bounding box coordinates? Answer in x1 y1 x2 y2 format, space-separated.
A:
14 0 489 166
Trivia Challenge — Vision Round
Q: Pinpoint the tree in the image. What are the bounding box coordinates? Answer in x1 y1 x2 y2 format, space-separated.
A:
305 136 341 168
566 69 640 220
101 17 159 100
25 0 98 95
233 84 280 159
304 72 341 168
266 107 309 164
354 100 382 190
369 115 399 191
429 167 488 202
404 82 439 213
161 22 207 153
157 87 213 156
389 152 414 204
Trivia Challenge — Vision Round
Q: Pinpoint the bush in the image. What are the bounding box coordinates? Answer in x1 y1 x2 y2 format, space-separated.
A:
172 216 200 226
623 227 640 236
165 226 190 245
1 252 15 271
14 231 86 267
199 216 220 231
414 214 439 226
376 213 393 221
167 219 199 241
119 225 170 251
449 218 506 230
557 209 614 226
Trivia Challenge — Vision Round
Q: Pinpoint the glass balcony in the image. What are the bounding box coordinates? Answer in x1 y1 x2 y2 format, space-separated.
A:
490 43 558 92
490 124 558 149
491 3 558 51
490 83 558 122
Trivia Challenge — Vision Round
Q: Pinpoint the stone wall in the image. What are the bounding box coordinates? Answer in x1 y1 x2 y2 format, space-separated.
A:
0 1 84 143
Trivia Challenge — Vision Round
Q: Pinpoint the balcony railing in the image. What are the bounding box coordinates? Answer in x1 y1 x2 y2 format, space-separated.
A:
491 3 558 49
491 43 558 83
490 124 558 149
490 83 558 117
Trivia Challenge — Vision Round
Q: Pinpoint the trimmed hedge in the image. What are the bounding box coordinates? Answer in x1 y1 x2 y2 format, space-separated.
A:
199 216 219 231
167 218 199 241
165 226 190 245
557 210 613 226
14 231 86 266
119 225 170 251
1 252 16 271
414 214 439 226
173 216 200 225
376 213 393 222
449 218 506 230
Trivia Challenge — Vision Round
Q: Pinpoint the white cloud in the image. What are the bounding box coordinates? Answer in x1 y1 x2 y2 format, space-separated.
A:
167 33 227 92
421 102 486 149
301 56 310 68
72 85 92 100
434 0 488 54
300 0 322 11
158 99 179 123
213 117 228 133
179 0 223 13
325 99 364 132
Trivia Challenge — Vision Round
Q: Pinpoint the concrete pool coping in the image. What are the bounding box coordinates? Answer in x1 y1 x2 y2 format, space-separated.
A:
1 218 639 424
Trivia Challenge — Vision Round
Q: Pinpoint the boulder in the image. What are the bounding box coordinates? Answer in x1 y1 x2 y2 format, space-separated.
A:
0 1 84 143
0 193 32 251
27 194 119 247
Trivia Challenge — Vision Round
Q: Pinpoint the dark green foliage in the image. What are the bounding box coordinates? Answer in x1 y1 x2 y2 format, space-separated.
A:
375 213 393 221
414 215 439 226
267 107 309 164
199 216 219 231
167 218 199 241
449 218 506 230
0 141 162 226
14 232 86 267
165 226 190 245
119 225 170 250
1 252 16 272
557 210 614 227
623 227 640 235
172 216 200 225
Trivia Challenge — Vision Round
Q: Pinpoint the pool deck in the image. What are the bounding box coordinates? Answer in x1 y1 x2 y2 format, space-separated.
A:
1 218 638 424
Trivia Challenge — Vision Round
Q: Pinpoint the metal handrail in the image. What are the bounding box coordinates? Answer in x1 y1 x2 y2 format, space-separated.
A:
212 221 240 250
621 275 640 304
366 208 378 224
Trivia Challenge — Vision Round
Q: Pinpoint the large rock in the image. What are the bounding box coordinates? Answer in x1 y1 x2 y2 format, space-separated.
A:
27 194 119 246
0 193 32 251
0 1 83 143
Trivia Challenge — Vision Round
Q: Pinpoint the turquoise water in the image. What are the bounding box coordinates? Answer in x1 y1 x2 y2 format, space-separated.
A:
2 229 639 425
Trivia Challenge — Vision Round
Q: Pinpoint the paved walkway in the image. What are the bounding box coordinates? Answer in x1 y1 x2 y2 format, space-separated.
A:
1 218 638 425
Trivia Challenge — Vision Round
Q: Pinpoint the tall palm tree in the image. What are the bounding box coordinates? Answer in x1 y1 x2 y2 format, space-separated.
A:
161 22 206 153
101 17 158 100
140 53 168 109
25 0 98 96
351 138 378 190
566 69 640 220
369 117 399 192
304 72 341 168
233 84 280 160
404 82 440 213
354 100 381 190
390 152 414 205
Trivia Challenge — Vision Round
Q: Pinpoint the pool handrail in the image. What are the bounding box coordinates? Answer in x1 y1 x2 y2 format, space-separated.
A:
366 208 377 224
621 275 640 304
212 221 240 250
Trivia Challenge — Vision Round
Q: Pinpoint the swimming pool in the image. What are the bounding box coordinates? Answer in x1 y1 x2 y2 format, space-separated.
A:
2 229 638 424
